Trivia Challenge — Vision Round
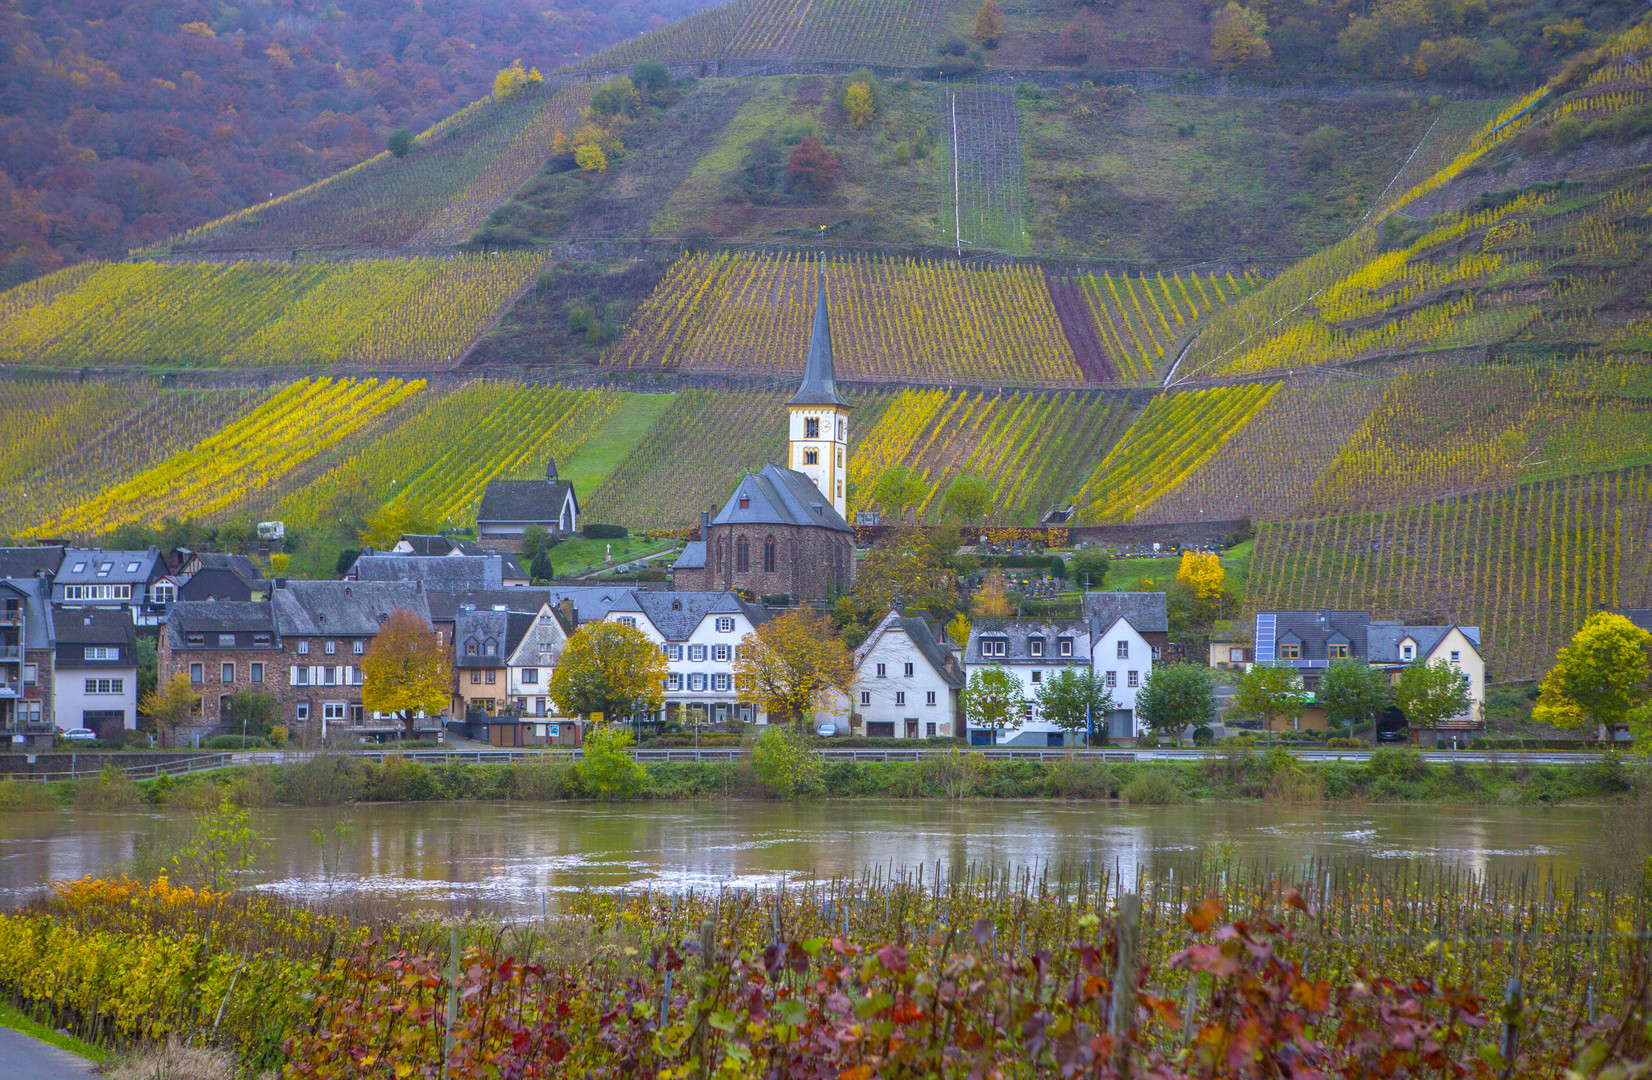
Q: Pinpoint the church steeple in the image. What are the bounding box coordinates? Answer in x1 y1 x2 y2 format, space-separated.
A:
786 260 850 520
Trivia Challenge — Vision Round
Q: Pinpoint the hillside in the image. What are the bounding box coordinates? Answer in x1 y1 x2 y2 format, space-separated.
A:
0 0 721 289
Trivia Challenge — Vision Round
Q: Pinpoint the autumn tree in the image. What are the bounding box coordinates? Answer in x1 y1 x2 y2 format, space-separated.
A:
143 673 199 749
1176 550 1224 604
836 527 961 642
1035 668 1116 745
493 59 543 99
787 136 838 197
576 143 608 171
845 82 875 128
735 608 854 726
870 465 927 522
1534 612 1652 741
961 666 1025 744
576 724 646 799
361 609 454 736
1393 658 1473 730
549 621 668 724
972 0 1006 46
1211 2 1271 70
359 497 430 552
971 572 1013 617
943 472 993 524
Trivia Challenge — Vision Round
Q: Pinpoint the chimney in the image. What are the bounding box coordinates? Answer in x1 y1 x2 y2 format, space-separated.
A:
559 598 575 626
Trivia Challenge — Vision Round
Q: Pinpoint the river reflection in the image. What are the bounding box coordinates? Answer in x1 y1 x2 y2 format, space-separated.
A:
0 800 1619 916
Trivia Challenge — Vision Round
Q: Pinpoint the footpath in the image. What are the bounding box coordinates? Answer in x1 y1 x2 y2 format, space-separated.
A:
0 1027 96 1080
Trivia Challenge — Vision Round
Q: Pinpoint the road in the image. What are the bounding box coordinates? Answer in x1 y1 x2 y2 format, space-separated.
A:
0 1028 96 1080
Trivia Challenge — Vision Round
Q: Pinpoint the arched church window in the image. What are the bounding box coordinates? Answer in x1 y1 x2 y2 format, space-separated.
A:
763 536 776 573
736 535 749 573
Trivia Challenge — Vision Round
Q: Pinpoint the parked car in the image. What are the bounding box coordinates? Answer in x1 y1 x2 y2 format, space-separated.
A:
60 728 97 743
815 722 839 738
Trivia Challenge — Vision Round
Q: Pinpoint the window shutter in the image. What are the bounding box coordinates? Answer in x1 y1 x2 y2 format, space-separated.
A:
290 666 299 684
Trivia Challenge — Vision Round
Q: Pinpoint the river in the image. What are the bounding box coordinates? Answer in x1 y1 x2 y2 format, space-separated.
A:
0 800 1621 915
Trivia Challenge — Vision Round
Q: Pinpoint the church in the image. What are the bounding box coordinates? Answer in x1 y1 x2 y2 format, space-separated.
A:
672 276 856 603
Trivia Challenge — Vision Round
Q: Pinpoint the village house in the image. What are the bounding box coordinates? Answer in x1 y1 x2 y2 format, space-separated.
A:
52 608 137 739
604 591 769 728
1252 610 1485 743
453 604 534 723
963 618 1093 746
173 550 267 602
501 602 581 747
849 609 963 739
53 547 172 625
475 458 579 551
0 578 53 740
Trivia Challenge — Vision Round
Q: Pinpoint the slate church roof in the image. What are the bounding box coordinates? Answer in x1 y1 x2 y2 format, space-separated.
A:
786 275 850 409
709 465 853 533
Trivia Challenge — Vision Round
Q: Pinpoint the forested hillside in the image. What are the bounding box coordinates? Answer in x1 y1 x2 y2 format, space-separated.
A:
0 0 718 288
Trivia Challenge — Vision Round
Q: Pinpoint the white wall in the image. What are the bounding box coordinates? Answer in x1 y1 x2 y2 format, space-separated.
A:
852 627 955 738
1427 628 1485 721
960 659 1090 744
1090 617 1154 733
53 667 137 731
607 608 765 724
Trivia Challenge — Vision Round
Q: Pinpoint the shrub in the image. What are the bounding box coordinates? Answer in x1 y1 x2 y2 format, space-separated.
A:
278 753 367 805
387 126 414 157
205 735 270 750
753 725 821 798
75 764 145 810
576 725 646 799
368 756 437 802
1120 768 1185 804
512 759 577 800
1044 756 1111 798
0 777 59 811
1367 746 1428 781
582 523 627 540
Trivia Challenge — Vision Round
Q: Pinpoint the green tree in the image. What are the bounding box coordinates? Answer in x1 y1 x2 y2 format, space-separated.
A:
172 798 269 891
224 688 279 742
135 635 158 707
960 665 1026 744
1035 668 1115 745
361 609 453 736
1302 124 1345 171
520 523 550 562
943 472 993 524
870 465 927 522
549 621 668 723
1534 612 1652 740
575 724 646 799
1393 658 1473 730
1233 662 1306 730
530 548 554 584
630 59 672 94
752 725 821 798
1318 660 1390 731
387 126 414 157
590 75 640 117
1069 548 1110 589
1137 663 1215 743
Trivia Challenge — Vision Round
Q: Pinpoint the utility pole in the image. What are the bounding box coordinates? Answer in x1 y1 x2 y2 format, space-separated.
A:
951 92 962 257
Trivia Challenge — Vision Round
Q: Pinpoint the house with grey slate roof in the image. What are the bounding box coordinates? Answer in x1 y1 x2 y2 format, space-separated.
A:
54 547 171 625
850 609 963 739
1252 610 1485 742
0 577 54 738
351 554 508 591
475 458 578 550
605 590 769 728
53 608 138 739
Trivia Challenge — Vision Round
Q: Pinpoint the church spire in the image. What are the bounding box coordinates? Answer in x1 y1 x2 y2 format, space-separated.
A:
786 263 850 409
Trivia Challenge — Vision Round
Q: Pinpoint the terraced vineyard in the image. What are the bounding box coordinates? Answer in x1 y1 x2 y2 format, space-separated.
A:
0 386 267 532
1076 270 1258 384
848 389 1131 524
0 255 545 368
1075 383 1276 523
276 384 630 531
1248 466 1652 679
27 378 424 538
789 0 942 63
165 88 555 253
948 88 1027 253
575 0 938 69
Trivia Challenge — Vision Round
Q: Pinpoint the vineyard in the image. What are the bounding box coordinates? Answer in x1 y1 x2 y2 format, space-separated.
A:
275 384 632 532
23 378 424 538
1247 465 1652 679
1075 383 1276 523
0 255 546 368
574 0 940 70
606 251 1255 386
165 87 554 253
949 88 1027 253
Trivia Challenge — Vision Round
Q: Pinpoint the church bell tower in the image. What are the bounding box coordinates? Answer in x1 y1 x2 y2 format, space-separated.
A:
786 268 850 520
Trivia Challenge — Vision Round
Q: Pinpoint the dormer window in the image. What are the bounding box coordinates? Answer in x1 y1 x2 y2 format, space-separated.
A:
485 641 497 656
1401 643 1415 661
1280 643 1301 660
1029 638 1044 657
982 638 1008 658
1058 638 1073 657
739 495 749 509
1329 644 1349 659
466 641 478 656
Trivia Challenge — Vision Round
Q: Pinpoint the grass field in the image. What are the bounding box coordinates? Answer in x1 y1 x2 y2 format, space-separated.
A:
556 394 677 497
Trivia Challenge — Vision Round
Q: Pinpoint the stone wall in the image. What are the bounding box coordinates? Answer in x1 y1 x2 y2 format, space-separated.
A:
701 523 853 603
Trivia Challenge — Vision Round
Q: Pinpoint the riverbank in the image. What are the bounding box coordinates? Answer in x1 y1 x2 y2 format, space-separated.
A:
0 746 1639 810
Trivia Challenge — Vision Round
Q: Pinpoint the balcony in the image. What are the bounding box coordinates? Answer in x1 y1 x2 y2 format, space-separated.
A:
0 647 20 662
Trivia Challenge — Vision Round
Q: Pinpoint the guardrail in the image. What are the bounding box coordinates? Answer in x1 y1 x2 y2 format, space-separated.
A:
6 744 1618 781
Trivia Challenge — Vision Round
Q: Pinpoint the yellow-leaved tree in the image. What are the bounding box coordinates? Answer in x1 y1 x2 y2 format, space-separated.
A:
575 142 608 172
844 82 875 128
1176 550 1224 604
1533 612 1652 742
548 621 667 723
972 0 1006 46
971 572 1013 617
361 609 454 737
734 608 853 727
493 59 543 99
1211 3 1271 70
